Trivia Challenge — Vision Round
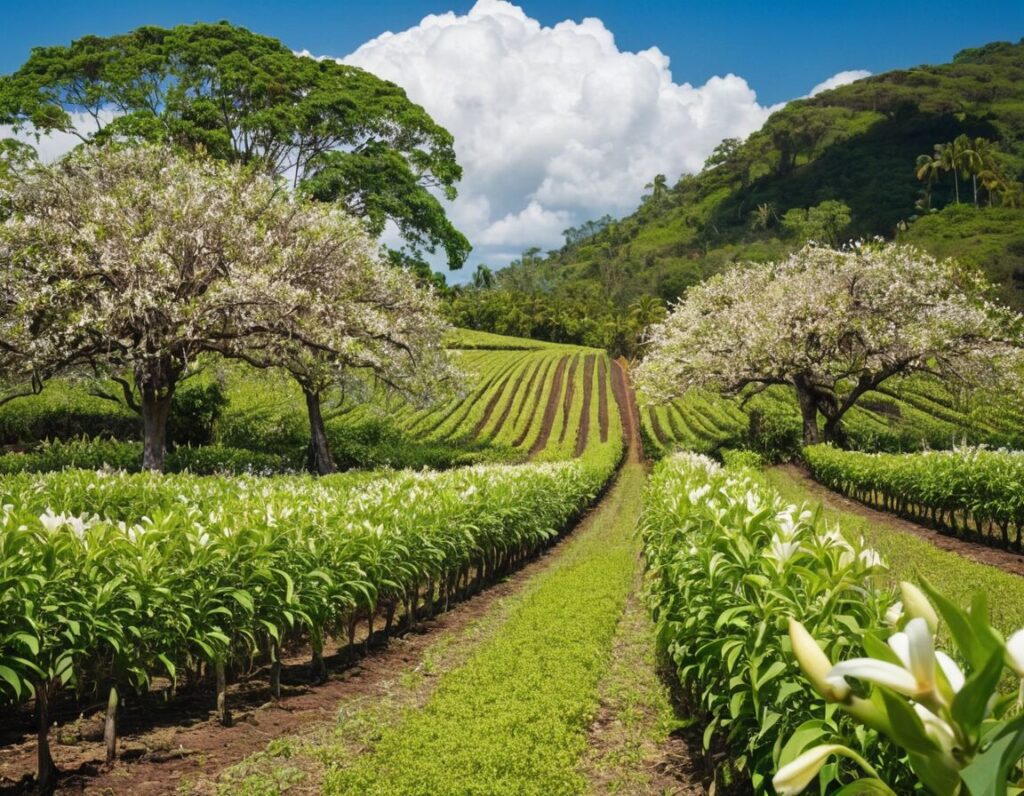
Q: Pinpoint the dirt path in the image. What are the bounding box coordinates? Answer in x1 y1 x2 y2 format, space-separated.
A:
610 358 641 463
574 355 596 457
778 464 1024 577
598 357 610 443
558 354 581 444
528 355 569 457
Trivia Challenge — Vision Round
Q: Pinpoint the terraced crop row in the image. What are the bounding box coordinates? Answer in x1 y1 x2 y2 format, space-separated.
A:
394 344 623 461
640 375 1024 458
0 456 618 777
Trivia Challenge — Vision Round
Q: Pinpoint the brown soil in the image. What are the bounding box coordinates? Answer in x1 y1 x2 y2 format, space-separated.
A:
558 355 580 444
574 355 596 458
528 356 569 457
647 407 669 446
479 358 530 440
610 359 641 464
598 357 610 443
779 464 1024 577
583 584 707 796
0 493 610 795
511 358 544 431
512 357 554 448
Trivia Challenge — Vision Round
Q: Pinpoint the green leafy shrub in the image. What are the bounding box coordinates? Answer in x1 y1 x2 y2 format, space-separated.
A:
167 379 229 447
0 386 139 445
719 448 764 469
803 445 1024 547
641 452 905 792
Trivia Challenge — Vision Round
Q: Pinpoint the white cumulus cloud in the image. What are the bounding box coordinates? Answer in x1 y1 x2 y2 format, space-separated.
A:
337 0 786 269
808 69 872 97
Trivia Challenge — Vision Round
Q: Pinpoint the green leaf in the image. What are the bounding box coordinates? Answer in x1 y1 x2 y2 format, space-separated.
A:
951 649 1004 736
960 713 1024 796
878 688 937 756
0 664 24 699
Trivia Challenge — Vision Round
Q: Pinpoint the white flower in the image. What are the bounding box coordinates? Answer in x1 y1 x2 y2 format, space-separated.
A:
885 601 904 626
773 745 847 796
858 548 884 569
39 508 65 533
769 534 801 567
827 618 941 700
1006 629 1024 678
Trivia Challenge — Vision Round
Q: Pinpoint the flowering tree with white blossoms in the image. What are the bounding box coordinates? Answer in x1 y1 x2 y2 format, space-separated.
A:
634 243 1023 446
223 201 458 474
0 144 453 472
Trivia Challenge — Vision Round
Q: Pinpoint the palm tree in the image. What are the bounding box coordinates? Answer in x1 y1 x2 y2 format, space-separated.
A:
935 143 960 204
915 153 943 210
644 174 668 205
970 137 1001 205
472 264 495 290
953 134 984 206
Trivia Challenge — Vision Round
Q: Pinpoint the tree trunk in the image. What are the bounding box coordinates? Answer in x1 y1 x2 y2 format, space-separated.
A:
822 415 847 447
103 683 119 764
268 638 281 701
36 684 58 794
141 388 174 472
794 383 820 445
304 388 337 475
215 660 231 727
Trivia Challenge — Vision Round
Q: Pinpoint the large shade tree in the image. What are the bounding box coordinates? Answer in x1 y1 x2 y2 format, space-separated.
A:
0 21 470 271
225 205 458 474
0 144 452 472
635 243 1023 445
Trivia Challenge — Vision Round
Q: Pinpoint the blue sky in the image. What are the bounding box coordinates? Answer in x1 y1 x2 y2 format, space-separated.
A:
3 1 1021 104
2 1 1022 278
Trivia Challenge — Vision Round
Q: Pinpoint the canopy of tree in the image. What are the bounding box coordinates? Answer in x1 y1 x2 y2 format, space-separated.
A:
634 242 1024 446
0 144 452 473
0 21 470 270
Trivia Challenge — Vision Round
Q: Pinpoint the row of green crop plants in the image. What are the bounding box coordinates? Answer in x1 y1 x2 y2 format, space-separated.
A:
804 445 1024 549
640 376 1024 462
642 452 1024 794
0 445 619 788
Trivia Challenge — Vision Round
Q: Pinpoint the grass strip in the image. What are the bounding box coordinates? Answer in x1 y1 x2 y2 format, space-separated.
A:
766 467 1024 635
324 463 645 796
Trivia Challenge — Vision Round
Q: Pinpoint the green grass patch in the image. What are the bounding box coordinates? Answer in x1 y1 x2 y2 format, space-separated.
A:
765 467 1024 635
323 463 645 796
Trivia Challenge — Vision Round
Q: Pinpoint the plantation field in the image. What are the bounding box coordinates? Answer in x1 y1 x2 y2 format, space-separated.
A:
0 332 625 474
639 375 1024 461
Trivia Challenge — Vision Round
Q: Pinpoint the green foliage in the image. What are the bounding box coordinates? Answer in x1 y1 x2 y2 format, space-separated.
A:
641 453 904 793
323 461 641 795
0 438 290 475
0 456 615 714
780 200 852 246
718 448 765 469
167 379 229 448
803 445 1024 546
0 21 469 268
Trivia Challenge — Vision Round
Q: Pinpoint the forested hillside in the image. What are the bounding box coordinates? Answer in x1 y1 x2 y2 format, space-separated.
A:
449 39 1024 349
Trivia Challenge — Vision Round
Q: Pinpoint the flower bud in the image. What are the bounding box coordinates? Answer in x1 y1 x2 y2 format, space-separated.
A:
900 582 939 634
789 618 850 701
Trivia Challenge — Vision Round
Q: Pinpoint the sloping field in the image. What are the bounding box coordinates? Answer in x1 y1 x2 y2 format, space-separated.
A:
372 337 624 462
640 376 1024 458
